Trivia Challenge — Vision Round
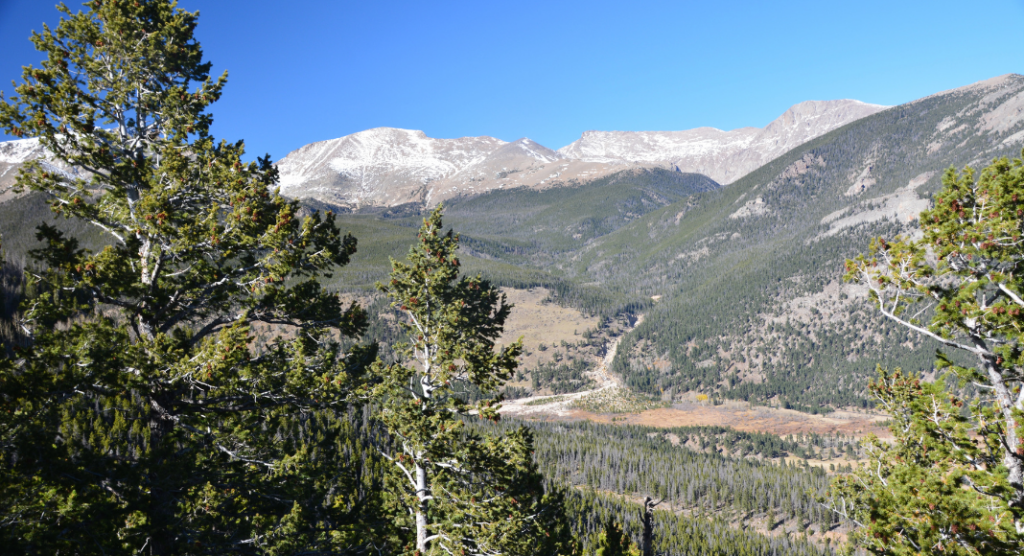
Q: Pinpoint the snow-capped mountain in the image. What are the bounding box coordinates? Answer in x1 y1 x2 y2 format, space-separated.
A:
558 100 888 185
275 99 887 207
0 137 46 165
0 137 80 202
0 99 888 208
275 128 508 206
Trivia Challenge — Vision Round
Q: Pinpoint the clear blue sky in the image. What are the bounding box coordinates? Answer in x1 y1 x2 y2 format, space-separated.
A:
1 0 1023 160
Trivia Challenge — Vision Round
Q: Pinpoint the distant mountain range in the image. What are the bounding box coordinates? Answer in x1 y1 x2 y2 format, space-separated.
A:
4 74 1024 411
303 73 1024 411
0 138 48 201
0 137 89 203
0 95 889 208
272 99 886 207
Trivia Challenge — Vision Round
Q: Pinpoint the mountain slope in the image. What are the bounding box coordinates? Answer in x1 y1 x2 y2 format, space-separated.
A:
319 169 720 300
274 127 507 206
0 138 93 204
273 99 885 207
4 74 1022 413
574 73 1024 410
1 138 48 202
558 100 888 184
321 73 1024 411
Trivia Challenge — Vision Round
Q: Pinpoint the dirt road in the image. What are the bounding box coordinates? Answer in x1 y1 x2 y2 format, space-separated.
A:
499 318 634 417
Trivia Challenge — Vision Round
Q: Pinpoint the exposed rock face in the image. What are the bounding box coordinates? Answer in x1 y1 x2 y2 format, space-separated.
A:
275 128 507 207
276 99 886 207
558 99 888 185
0 138 88 203
7 75 1022 210
0 138 46 200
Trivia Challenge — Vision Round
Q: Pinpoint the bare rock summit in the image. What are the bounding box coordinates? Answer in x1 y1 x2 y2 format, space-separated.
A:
276 99 886 207
558 99 888 185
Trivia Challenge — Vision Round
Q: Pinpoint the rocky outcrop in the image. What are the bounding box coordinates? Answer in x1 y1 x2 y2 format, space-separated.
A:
275 99 886 207
558 99 888 185
0 138 88 203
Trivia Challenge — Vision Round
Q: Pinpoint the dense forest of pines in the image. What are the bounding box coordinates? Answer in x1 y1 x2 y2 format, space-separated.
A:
5 1 1024 555
562 489 832 556
475 420 840 531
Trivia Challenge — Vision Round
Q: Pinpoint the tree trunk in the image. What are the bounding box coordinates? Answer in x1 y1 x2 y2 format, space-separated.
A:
416 459 429 553
982 358 1024 516
641 497 657 556
147 397 175 555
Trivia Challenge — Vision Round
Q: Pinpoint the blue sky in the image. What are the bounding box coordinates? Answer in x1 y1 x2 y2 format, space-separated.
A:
1 0 1023 160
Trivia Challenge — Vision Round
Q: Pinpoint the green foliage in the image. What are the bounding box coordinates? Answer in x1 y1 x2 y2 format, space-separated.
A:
831 368 1017 555
531 356 596 393
369 206 573 555
0 247 26 354
840 153 1024 552
0 2 378 553
594 520 641 556
564 488 830 556
474 419 836 527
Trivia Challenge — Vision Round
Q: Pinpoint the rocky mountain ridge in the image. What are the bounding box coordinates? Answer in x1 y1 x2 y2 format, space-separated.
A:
558 99 887 184
0 97 902 209
2 75 1017 216
273 99 888 207
0 137 87 203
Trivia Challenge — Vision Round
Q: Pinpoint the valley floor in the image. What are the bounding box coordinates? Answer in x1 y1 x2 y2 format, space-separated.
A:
500 310 889 441
574 403 889 439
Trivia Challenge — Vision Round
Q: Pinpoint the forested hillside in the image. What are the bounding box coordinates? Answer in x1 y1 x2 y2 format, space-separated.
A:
7 1 1024 555
594 75 1024 410
8 77 1020 411
293 75 1024 411
479 419 844 531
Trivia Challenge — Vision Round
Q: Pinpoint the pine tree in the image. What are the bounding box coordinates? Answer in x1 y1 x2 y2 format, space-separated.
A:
0 240 25 354
838 153 1024 554
830 369 1014 555
593 520 640 556
0 2 378 553
370 205 575 555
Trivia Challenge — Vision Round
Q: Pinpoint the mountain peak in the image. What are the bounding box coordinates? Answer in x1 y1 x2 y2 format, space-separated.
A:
0 137 44 165
272 96 889 207
557 99 887 184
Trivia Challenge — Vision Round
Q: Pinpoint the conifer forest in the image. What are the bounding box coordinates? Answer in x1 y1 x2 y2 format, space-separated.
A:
3 2 1024 555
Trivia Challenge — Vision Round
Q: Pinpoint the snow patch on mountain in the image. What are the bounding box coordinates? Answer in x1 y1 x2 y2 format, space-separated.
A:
558 100 888 185
274 99 885 207
0 138 45 164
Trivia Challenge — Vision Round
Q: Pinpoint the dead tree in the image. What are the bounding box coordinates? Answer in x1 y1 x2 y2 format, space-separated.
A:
641 496 662 556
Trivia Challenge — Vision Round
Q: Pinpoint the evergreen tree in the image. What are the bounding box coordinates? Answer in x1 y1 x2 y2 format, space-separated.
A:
370 206 574 555
839 153 1024 553
0 1 378 553
830 369 1014 555
593 520 640 556
0 240 26 354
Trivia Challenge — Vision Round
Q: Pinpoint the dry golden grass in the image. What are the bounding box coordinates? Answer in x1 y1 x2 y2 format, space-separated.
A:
568 402 889 439
497 287 599 369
